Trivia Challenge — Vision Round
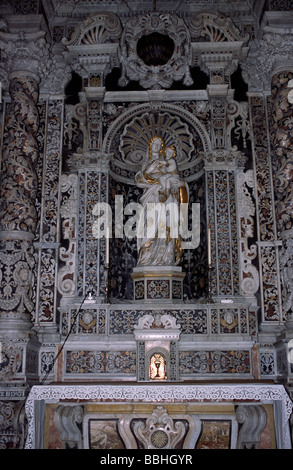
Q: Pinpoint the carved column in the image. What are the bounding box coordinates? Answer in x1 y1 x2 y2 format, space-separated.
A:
0 17 50 379
0 15 51 449
271 72 293 328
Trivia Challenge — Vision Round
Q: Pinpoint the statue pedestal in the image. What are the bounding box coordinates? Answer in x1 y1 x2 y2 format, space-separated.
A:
131 265 185 302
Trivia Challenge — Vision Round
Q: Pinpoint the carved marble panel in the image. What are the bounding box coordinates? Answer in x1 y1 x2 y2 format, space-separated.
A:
119 13 192 89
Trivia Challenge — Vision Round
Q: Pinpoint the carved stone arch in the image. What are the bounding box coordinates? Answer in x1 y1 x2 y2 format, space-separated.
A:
102 102 212 184
104 102 210 302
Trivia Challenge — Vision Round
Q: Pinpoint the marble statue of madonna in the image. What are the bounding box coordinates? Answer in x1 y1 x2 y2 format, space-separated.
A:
134 136 189 267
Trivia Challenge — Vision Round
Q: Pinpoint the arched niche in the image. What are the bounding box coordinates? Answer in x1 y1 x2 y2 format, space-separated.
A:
148 349 168 381
102 103 212 302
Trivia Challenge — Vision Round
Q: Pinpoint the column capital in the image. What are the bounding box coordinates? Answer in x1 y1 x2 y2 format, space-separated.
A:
242 29 293 92
0 15 51 84
202 148 245 171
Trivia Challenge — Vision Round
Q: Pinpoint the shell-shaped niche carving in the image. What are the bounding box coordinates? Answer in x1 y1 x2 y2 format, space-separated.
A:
118 112 195 169
81 25 110 45
189 11 250 43
62 12 122 46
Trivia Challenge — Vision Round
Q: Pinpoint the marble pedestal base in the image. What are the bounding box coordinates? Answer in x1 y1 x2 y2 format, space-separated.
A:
131 265 185 302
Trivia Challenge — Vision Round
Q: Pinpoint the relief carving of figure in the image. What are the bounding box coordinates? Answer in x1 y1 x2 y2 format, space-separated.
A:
134 136 188 267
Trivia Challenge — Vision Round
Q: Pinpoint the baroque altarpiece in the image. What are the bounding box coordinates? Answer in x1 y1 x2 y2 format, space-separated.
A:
0 0 293 450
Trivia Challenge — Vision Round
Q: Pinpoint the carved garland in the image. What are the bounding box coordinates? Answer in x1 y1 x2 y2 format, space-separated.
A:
118 12 193 89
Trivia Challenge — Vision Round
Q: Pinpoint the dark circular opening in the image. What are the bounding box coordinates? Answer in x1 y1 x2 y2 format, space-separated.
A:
137 32 175 66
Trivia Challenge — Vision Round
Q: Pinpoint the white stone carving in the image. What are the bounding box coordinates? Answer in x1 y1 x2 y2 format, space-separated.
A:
62 12 122 47
236 404 267 449
103 103 211 183
62 12 122 79
237 170 259 296
41 53 72 95
0 342 23 380
241 31 293 92
132 406 186 449
134 313 180 331
0 27 51 84
25 384 293 449
189 11 250 43
118 112 195 170
280 233 293 321
203 148 244 169
119 13 192 89
135 314 156 330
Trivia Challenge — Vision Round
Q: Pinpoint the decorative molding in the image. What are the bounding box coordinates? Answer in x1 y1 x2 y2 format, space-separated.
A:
118 112 195 170
134 313 180 330
58 174 78 297
188 11 250 43
0 239 36 319
25 384 293 449
203 148 244 170
62 12 122 79
280 235 293 321
54 405 84 449
242 31 293 92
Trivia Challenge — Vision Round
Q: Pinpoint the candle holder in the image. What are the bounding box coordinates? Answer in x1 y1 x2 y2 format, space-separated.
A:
205 263 215 303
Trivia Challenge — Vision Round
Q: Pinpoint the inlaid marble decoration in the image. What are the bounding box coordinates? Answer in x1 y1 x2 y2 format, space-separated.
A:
179 350 251 375
36 99 64 324
271 71 293 233
0 75 39 233
249 94 281 322
109 309 208 335
196 420 231 449
206 167 239 296
89 420 124 449
249 95 275 241
65 350 136 375
60 308 106 336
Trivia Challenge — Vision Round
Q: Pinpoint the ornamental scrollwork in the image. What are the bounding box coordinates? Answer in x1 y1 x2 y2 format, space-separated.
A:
132 406 186 449
236 169 259 296
62 12 122 46
118 13 192 90
57 174 78 297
